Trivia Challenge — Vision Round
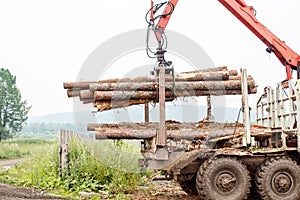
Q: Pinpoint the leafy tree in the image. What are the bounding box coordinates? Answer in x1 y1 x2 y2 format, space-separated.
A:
0 68 31 141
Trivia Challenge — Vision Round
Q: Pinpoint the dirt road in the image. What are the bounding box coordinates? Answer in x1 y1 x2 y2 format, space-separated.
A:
0 158 24 170
0 182 65 200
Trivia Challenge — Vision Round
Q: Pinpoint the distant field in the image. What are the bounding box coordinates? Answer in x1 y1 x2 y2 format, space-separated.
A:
0 139 56 159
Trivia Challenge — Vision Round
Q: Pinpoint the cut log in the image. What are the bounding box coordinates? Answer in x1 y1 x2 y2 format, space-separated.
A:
228 70 238 76
174 80 255 91
176 71 230 81
64 70 236 90
92 88 257 111
89 80 255 92
92 122 268 140
228 75 253 80
93 87 257 101
95 129 270 140
95 128 156 139
90 82 159 92
89 122 267 131
80 90 94 100
67 90 80 97
64 81 98 90
181 66 228 73
89 121 213 132
94 91 159 101
64 74 253 92
94 127 236 140
94 99 150 112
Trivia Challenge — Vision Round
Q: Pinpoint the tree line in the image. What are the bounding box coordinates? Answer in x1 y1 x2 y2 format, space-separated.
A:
21 122 88 134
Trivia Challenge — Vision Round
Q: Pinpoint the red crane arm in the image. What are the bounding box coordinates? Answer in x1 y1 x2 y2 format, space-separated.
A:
219 0 300 79
150 0 179 45
154 0 179 32
151 0 300 79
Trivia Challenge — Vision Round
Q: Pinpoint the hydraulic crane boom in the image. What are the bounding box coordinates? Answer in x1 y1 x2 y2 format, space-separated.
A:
149 0 300 80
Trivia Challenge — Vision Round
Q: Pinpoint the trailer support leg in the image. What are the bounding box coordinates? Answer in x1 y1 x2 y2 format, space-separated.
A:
158 64 166 147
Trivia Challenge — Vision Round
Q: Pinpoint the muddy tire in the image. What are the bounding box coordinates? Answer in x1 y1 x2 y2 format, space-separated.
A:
255 156 300 200
196 156 251 200
179 177 197 195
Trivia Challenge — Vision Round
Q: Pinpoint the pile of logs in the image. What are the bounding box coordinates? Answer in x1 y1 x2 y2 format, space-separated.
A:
63 66 257 112
87 121 269 140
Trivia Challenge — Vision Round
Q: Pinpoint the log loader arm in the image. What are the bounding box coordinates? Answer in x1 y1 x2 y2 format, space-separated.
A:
148 0 300 80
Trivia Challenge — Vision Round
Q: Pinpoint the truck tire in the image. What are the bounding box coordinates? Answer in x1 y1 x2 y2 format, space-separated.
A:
196 156 251 200
255 156 300 200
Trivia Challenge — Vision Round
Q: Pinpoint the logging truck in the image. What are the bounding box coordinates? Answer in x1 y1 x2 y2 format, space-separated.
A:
144 0 300 200
64 1 300 199
142 1 300 199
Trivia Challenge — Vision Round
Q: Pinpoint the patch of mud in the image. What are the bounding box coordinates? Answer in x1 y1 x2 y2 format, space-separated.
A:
126 180 200 200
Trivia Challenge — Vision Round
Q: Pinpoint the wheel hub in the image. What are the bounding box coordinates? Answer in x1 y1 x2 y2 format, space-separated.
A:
272 171 293 194
215 172 237 194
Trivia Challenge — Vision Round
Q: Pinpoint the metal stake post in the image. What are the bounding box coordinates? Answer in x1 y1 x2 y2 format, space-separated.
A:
241 69 251 146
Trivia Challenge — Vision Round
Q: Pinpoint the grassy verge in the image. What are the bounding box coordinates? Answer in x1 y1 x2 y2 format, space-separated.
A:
0 139 55 159
0 138 147 199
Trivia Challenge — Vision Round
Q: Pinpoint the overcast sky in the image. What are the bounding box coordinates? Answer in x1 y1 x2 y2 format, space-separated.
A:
1 0 300 117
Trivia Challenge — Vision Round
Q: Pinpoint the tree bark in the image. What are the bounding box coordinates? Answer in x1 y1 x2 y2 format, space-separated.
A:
79 90 94 100
91 122 268 140
63 69 239 90
180 66 228 73
92 88 257 112
67 90 80 97
89 79 255 92
63 81 98 90
94 99 151 112
93 87 257 101
90 82 159 92
175 71 230 81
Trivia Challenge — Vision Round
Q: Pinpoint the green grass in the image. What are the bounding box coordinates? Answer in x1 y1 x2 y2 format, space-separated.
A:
17 131 58 140
0 139 55 159
0 137 146 198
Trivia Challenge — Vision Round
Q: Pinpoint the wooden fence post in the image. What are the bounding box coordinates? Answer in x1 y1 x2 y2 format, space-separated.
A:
59 130 80 173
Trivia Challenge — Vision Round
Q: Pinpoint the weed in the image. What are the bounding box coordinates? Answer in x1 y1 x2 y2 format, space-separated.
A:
1 137 145 197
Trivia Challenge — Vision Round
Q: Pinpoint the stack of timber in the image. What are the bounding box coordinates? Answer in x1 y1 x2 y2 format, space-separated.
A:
63 66 257 112
87 121 270 141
